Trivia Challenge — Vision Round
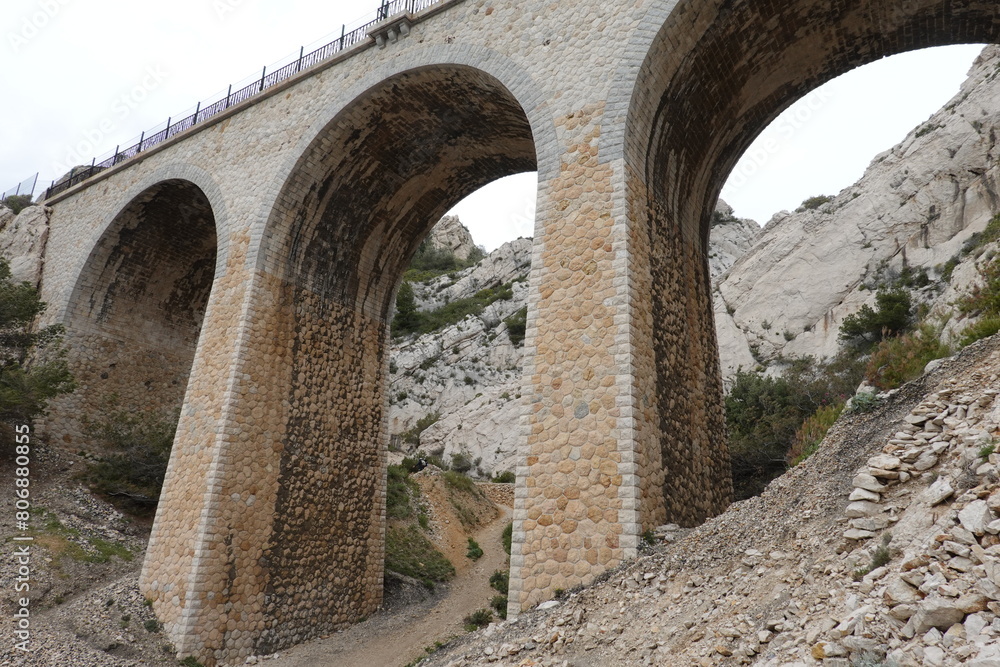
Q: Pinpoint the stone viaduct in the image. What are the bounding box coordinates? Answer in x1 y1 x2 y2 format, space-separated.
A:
34 0 1000 663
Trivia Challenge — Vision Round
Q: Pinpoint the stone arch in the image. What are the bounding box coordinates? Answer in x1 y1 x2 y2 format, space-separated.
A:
622 0 1000 524
148 62 541 661
247 41 558 274
51 176 223 448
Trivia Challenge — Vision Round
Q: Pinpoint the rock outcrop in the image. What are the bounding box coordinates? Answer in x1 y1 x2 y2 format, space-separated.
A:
0 203 50 288
714 45 1000 377
427 214 478 262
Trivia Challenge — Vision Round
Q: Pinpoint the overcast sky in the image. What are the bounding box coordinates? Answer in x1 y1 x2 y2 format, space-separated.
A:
0 1 986 249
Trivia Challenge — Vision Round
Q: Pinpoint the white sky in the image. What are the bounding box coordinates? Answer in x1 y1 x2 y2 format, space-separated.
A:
0 1 986 249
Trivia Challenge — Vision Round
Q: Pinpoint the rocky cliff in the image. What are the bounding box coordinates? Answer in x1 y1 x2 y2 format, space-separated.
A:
714 45 1000 377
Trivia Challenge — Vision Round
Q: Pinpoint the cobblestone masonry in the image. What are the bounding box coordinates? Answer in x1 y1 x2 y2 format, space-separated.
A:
34 0 1000 663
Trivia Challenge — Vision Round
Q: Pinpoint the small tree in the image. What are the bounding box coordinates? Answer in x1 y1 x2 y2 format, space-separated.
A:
725 370 813 499
839 288 913 347
0 258 74 446
392 281 420 335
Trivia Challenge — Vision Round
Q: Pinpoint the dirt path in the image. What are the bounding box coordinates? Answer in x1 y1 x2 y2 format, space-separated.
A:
267 505 512 667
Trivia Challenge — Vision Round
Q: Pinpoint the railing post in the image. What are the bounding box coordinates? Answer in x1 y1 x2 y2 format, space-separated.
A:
193 101 201 124
113 145 120 165
164 117 171 139
89 157 95 178
339 24 346 50
137 131 145 154
259 66 266 92
297 46 304 72
226 84 232 109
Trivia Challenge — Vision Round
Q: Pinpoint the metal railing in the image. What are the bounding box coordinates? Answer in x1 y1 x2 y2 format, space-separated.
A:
2 174 37 203
44 0 442 200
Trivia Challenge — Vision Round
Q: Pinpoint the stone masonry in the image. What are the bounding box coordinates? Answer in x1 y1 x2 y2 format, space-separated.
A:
33 0 1000 663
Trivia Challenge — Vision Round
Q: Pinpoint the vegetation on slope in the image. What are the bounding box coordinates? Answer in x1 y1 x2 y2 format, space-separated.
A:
80 408 176 515
0 256 75 451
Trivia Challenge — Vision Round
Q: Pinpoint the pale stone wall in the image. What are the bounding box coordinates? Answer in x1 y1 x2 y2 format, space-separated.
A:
32 0 1000 663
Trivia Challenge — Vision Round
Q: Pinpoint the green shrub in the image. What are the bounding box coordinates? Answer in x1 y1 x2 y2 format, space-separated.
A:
786 402 844 466
392 281 517 338
939 255 960 283
864 324 950 390
1 195 33 215
897 265 931 289
81 409 176 515
854 537 893 581
959 316 1000 348
502 521 512 555
443 470 477 495
915 123 943 138
491 470 515 484
489 569 509 595
712 210 739 226
961 214 1000 255
847 391 881 414
504 306 528 346
798 195 833 211
724 355 864 499
0 258 75 438
979 443 995 459
725 371 813 499
958 258 1000 318
401 412 440 446
450 452 474 473
490 594 508 620
839 288 913 347
466 538 483 560
386 465 420 520
385 525 455 587
463 608 493 631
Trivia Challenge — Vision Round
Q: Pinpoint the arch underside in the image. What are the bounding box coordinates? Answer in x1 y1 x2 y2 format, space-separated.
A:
246 65 537 654
53 179 217 447
626 0 1000 527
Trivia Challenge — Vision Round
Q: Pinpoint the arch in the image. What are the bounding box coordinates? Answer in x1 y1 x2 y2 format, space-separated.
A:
55 164 230 324
622 0 1000 523
151 61 543 659
245 42 558 276
51 176 222 451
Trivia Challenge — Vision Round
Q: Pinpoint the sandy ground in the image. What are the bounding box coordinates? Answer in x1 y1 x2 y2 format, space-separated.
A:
266 504 512 667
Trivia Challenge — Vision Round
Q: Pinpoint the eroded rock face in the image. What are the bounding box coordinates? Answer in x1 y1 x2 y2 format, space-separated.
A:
427 214 477 262
0 204 50 288
714 45 1000 377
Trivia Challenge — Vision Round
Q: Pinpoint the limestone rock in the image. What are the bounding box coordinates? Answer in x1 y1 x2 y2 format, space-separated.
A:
924 477 955 506
714 44 1000 377
428 214 477 262
885 579 924 606
959 500 995 536
0 204 49 288
907 597 967 634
